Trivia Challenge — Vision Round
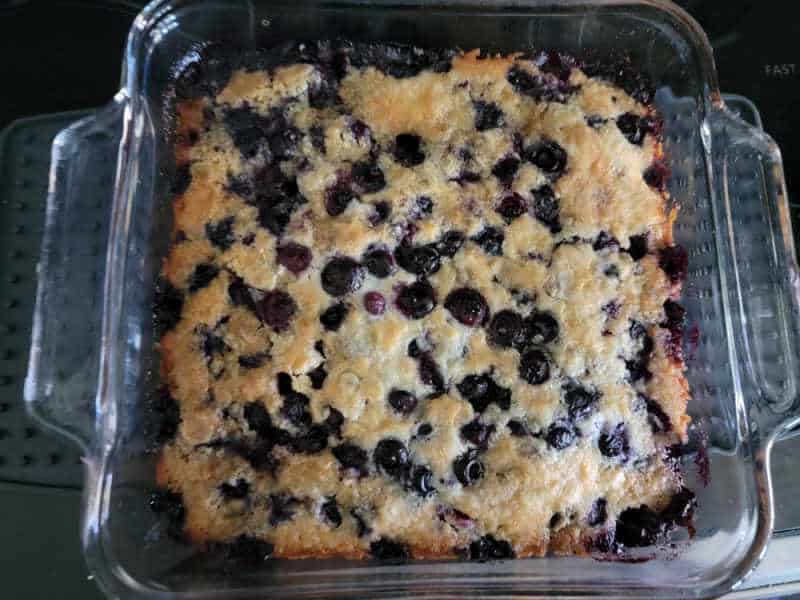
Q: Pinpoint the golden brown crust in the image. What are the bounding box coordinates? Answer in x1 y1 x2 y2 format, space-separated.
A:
155 44 690 561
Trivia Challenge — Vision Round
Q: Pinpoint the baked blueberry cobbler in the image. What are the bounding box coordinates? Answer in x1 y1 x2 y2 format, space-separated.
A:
151 41 695 561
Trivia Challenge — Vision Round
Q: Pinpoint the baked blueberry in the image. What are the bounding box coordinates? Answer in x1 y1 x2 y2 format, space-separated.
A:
369 200 392 226
472 227 504 256
412 195 434 220
269 493 298 525
307 363 328 389
638 393 672 433
228 275 257 311
435 230 466 257
593 231 620 251
388 389 418 415
255 290 297 332
171 163 193 195
238 352 268 369
189 263 220 292
530 185 561 233
444 287 489 327
325 180 355 216
416 423 433 437
496 193 527 222
395 242 441 276
507 419 529 437
453 450 484 486
488 310 525 348
522 312 559 345
409 465 435 497
524 139 567 177
627 234 648 260
460 418 495 447
396 280 437 319
201 327 229 360
393 133 425 167
206 216 236 251
243 402 274 439
281 391 311 428
323 407 344 437
276 372 293 395
474 100 504 131
616 112 658 145
276 242 312 274
643 162 669 190
351 508 372 538
658 245 688 284
332 442 369 475
563 382 599 421
587 498 608 526
519 349 550 385
614 505 663 547
491 155 520 187
370 538 410 562
320 302 349 331
507 65 573 103
321 257 365 296
374 439 410 479
599 423 630 461
290 424 329 454
468 534 515 561
321 497 342 528
545 420 577 450
154 278 184 337
218 478 249 500
457 374 511 412
351 161 386 194
362 247 395 278
364 291 386 315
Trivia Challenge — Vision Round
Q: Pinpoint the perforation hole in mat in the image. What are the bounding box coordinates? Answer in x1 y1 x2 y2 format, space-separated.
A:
0 111 96 488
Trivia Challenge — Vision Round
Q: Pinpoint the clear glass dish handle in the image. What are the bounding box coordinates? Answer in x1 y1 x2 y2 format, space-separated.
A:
24 96 126 456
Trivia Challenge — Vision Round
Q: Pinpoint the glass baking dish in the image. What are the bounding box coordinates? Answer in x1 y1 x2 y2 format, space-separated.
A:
23 0 800 598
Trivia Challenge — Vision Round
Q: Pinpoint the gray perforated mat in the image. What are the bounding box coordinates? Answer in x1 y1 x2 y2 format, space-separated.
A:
0 111 93 488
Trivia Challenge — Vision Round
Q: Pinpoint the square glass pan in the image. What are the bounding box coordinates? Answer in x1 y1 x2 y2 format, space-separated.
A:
24 0 800 598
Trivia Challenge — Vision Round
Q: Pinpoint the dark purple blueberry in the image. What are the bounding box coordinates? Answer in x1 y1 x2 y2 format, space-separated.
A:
321 257 364 297
524 139 567 177
332 443 369 475
519 349 551 385
587 498 608 526
238 352 268 369
363 291 386 315
309 125 326 154
206 216 236 251
417 423 433 437
321 498 342 528
563 382 600 421
599 423 630 461
362 248 395 278
369 200 391 226
627 234 648 260
468 534 514 561
507 65 574 103
643 162 669 190
154 278 184 337
601 301 621 319
453 450 484 486
148 489 185 540
604 264 620 278
625 356 653 383
530 185 561 233
662 486 697 527
444 287 489 327
349 42 455 79
252 170 307 236
320 302 349 331
593 231 620 251
171 163 192 195
496 193 527 222
395 242 441 276
396 280 437 319
418 352 446 392
451 170 483 186
614 505 663 547
549 513 563 528
223 105 299 160
661 299 686 359
535 50 576 81
472 227 504 256
409 465 435 497
507 419 529 437
370 538 410 562
658 245 688 284
388 389 418 415
269 494 298 525
255 290 297 332
488 310 525 348
243 402 273 439
218 478 249 500
228 276 256 311
290 424 329 454
586 115 606 128
407 338 425 358
314 340 325 356
413 195 434 219
351 161 386 194
638 393 672 433
436 230 466 257
350 119 371 141
626 321 654 382
460 418 495 447
323 407 344 437
189 263 220 292
374 438 410 478
147 386 181 443
351 508 372 537
201 328 229 360
522 312 559 345
545 420 577 450
491 155 521 187
214 535 274 564
616 112 659 145
276 372 293 395
238 440 282 473
308 76 340 109
227 173 254 200
276 242 312 274
307 363 328 390
393 133 425 167
325 180 355 216
474 100 504 131
457 374 511 412
281 392 311 428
